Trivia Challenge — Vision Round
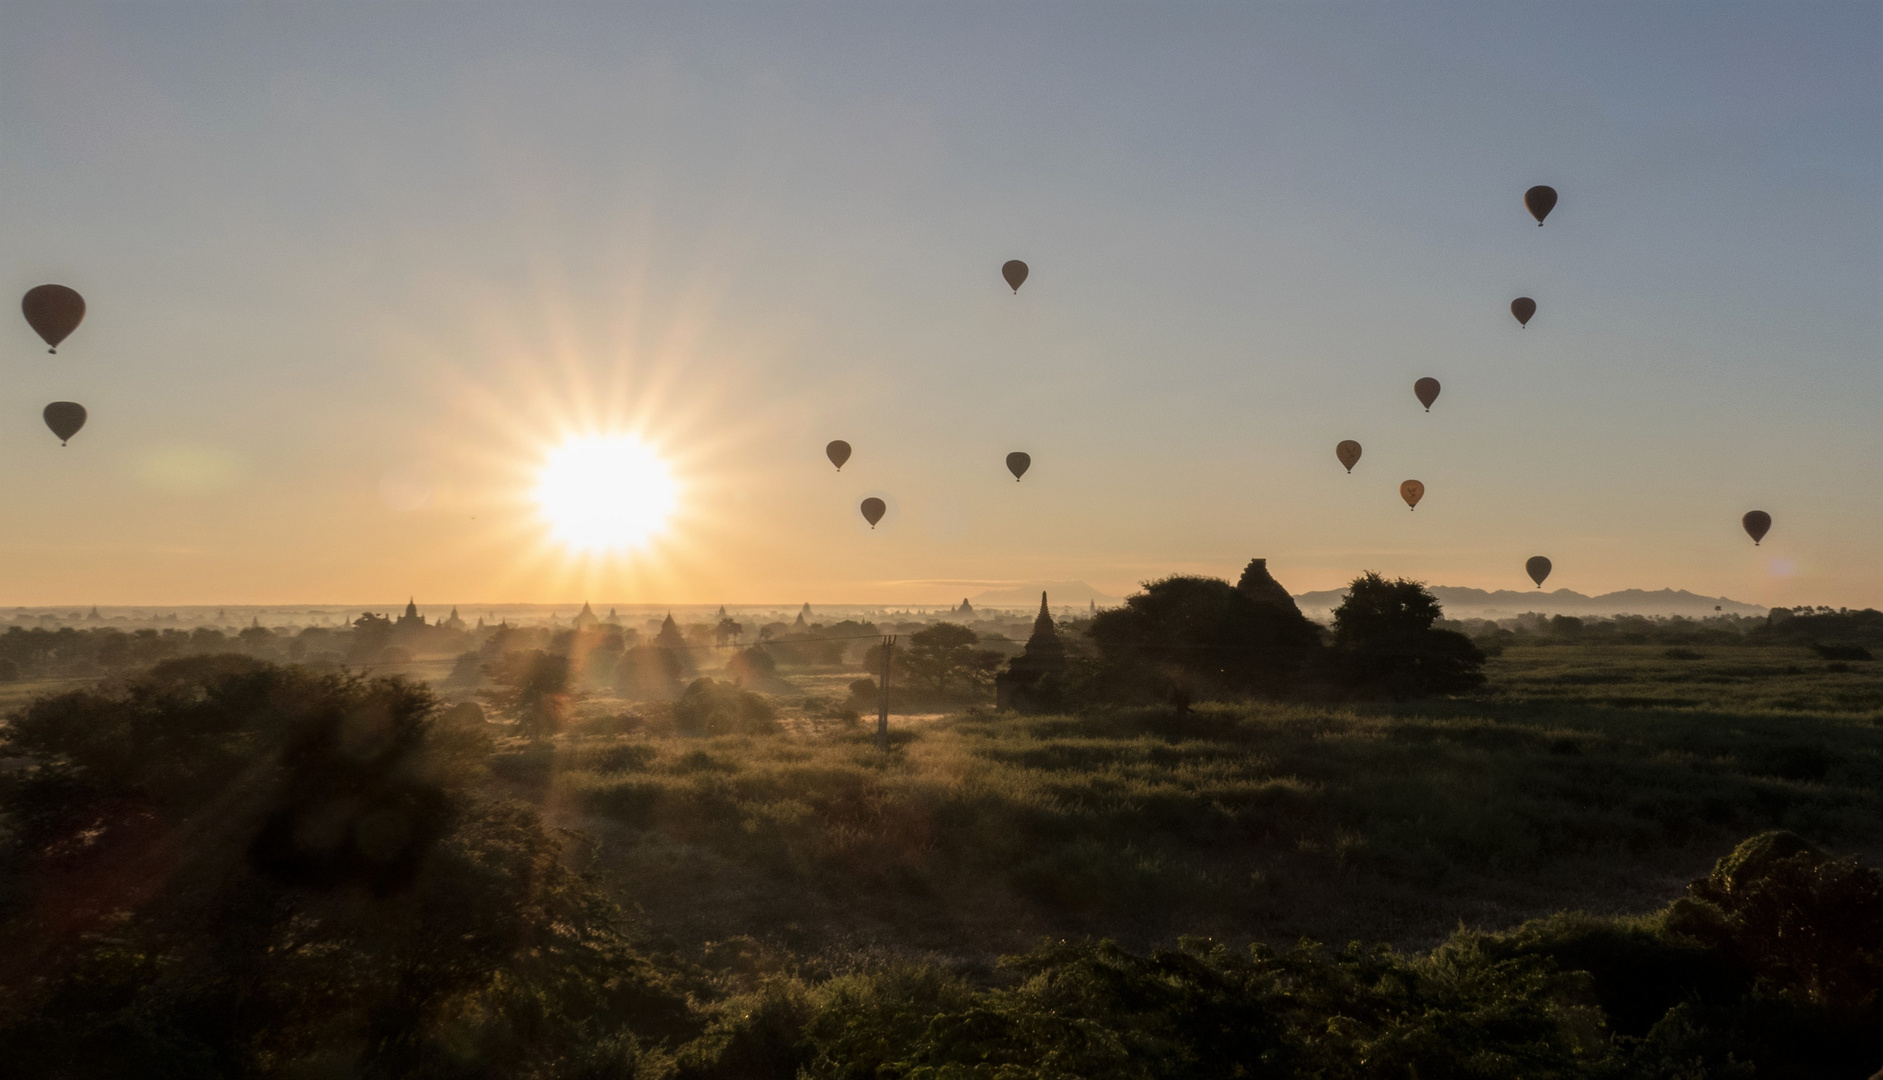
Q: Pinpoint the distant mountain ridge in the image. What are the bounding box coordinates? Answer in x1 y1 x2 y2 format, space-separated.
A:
1292 585 1764 620
969 581 1122 607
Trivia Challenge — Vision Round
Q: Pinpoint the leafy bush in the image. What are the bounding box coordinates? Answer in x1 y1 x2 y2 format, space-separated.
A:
1665 831 1883 1013
1480 831 1883 1078
0 659 698 1077
673 833 1883 1080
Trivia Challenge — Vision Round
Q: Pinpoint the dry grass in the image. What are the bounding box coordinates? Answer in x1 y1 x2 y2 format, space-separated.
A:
492 643 1883 966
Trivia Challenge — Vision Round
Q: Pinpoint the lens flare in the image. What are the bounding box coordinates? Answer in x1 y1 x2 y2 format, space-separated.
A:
533 434 678 552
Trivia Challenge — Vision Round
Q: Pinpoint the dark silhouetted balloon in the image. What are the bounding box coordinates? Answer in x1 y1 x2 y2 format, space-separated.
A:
44 401 86 445
1742 510 1771 546
1525 185 1557 225
1526 556 1552 588
1400 479 1424 510
860 497 886 528
23 285 85 353
1414 377 1441 411
826 440 852 471
1336 440 1362 473
1006 451 1030 481
1001 260 1028 293
1511 297 1536 327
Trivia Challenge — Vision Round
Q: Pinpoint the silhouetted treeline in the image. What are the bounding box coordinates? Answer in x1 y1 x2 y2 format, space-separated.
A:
1006 572 1487 712
1452 606 1883 657
0 624 284 680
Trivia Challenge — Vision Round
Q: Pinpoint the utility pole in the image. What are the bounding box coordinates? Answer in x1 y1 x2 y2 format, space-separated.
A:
877 635 897 750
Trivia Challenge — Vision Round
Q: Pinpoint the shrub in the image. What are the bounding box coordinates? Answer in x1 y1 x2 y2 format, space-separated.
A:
1665 831 1883 1013
1811 643 1874 661
0 659 697 1077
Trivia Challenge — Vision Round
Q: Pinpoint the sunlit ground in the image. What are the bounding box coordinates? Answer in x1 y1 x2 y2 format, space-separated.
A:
533 434 679 554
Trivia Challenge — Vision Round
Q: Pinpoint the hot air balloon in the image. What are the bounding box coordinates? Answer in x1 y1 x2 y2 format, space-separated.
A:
1001 260 1028 293
1414 378 1441 411
1511 297 1536 327
43 401 86 445
22 285 85 353
1006 452 1030 481
826 440 852 471
1742 510 1771 546
1400 479 1424 510
860 497 886 528
1525 185 1557 225
1526 556 1552 589
1336 440 1362 473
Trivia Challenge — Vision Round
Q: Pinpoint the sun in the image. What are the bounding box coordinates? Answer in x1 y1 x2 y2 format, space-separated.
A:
533 434 679 553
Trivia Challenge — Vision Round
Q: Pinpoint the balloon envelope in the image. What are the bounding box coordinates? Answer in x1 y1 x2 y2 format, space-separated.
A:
1001 260 1028 293
1525 185 1557 225
1414 377 1441 411
43 401 87 445
826 440 852 471
1400 479 1424 510
1336 440 1362 473
860 497 886 528
1526 556 1552 588
22 284 85 352
1006 451 1031 481
1742 510 1771 546
1511 297 1536 327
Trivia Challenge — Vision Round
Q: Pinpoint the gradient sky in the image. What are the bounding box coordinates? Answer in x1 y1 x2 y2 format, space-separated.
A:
2 3 1878 608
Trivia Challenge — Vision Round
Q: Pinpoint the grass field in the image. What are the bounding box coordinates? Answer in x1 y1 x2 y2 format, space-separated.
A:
470 643 1883 968
7 641 1877 959
5 641 1879 1076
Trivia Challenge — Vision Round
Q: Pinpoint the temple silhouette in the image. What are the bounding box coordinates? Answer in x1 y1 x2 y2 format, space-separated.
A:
996 592 1067 712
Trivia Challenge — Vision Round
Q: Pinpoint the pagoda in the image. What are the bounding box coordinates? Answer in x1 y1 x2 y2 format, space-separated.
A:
995 592 1068 712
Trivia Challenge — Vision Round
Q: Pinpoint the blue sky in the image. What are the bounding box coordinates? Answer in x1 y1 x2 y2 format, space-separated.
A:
1 3 1877 606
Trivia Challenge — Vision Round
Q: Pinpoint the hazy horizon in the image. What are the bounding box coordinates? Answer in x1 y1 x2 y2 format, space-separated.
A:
1 575 1776 621
4 3 1877 608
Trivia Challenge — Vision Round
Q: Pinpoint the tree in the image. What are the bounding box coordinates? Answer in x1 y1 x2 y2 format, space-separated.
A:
897 623 1004 699
618 642 690 700
714 617 744 647
1332 572 1485 696
237 623 276 654
725 645 778 686
1088 576 1323 705
673 677 778 735
444 650 482 688
479 649 573 738
346 611 393 665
